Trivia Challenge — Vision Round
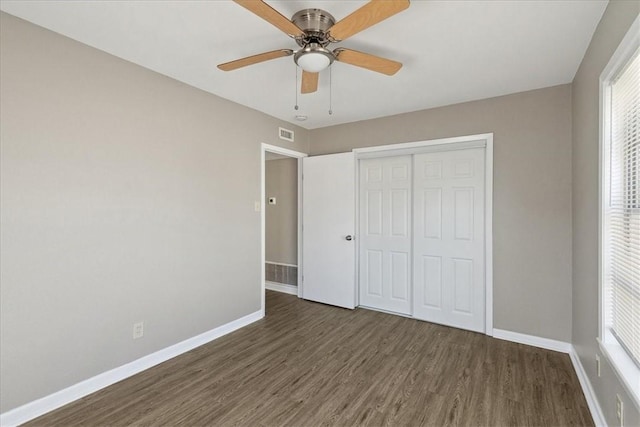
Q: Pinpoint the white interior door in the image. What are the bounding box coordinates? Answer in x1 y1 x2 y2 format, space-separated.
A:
413 148 485 332
302 152 356 309
359 156 412 315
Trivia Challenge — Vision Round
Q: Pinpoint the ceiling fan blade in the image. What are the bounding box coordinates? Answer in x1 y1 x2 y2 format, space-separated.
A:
335 48 402 76
301 71 319 94
234 0 304 38
328 0 410 42
218 49 293 71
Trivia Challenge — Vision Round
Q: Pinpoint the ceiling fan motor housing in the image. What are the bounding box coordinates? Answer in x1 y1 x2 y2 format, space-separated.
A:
292 9 336 47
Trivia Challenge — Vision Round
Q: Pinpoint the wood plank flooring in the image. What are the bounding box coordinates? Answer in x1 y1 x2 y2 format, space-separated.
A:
26 291 593 426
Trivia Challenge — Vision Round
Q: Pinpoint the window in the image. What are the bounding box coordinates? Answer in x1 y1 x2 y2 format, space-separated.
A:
606 49 639 367
599 17 640 406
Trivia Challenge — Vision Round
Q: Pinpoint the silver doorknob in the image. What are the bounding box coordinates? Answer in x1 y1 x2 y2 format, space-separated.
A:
345 235 353 241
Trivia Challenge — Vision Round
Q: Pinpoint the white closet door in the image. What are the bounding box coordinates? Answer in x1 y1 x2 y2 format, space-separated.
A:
302 152 356 309
359 156 412 315
413 148 485 332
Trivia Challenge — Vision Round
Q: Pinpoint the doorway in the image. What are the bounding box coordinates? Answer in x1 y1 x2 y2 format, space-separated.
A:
260 144 307 316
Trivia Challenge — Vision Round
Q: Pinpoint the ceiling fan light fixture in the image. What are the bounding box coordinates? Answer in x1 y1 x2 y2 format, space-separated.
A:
294 44 335 73
220 1 408 95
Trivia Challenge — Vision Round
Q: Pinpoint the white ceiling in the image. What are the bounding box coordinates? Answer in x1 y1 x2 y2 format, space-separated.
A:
0 0 607 129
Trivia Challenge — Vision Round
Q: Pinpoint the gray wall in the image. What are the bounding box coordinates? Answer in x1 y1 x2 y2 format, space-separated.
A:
265 158 298 266
0 12 310 412
310 84 573 343
572 1 640 425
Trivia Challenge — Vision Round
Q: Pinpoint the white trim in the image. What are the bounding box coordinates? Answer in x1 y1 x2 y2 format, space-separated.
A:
484 135 494 335
297 157 304 298
492 329 573 353
352 153 360 307
0 310 263 427
570 347 607 427
260 143 307 314
353 133 494 154
355 140 487 159
598 12 640 343
353 133 494 335
262 143 306 160
265 261 298 268
597 14 640 410
265 281 298 295
598 334 640 410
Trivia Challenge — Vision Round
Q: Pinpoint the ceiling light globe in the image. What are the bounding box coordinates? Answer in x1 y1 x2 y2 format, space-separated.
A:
297 52 331 73
294 45 335 73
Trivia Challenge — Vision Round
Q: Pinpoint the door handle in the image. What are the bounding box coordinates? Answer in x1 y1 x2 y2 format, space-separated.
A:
345 235 353 241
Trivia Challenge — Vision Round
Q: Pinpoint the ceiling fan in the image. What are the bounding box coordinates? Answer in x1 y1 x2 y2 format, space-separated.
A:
217 0 410 94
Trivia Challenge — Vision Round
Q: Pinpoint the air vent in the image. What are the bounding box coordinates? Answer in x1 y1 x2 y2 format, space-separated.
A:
279 127 294 142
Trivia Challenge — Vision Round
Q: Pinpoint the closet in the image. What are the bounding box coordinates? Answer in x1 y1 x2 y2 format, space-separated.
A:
358 146 486 333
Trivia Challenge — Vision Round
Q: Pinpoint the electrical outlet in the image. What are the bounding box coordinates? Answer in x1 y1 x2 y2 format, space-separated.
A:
133 322 144 339
595 354 601 377
616 394 624 426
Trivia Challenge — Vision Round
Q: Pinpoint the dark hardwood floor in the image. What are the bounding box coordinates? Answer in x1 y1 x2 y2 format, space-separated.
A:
27 291 593 426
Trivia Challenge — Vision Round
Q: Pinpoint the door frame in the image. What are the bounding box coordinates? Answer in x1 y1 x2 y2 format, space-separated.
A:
260 143 308 316
353 133 494 335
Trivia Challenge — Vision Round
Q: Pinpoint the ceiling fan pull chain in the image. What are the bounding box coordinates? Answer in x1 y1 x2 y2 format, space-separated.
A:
294 64 299 110
328 66 333 115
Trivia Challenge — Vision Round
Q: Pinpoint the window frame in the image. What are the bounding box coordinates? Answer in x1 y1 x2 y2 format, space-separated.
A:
598 15 640 408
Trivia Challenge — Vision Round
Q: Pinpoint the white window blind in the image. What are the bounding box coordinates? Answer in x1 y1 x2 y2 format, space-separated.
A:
606 48 640 367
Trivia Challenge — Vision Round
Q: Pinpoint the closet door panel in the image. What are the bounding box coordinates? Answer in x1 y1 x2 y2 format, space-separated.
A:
421 255 443 309
390 251 410 300
359 156 412 315
365 250 383 297
413 148 485 332
422 188 442 239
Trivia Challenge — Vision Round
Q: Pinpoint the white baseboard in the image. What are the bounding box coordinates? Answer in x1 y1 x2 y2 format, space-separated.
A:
569 346 606 427
492 328 573 353
265 281 298 295
0 310 263 427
